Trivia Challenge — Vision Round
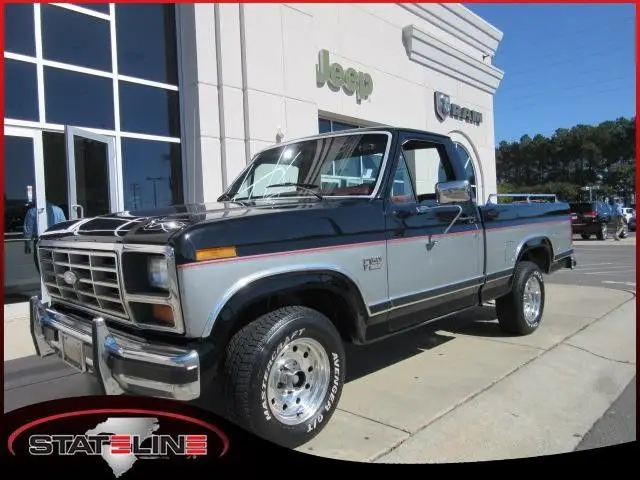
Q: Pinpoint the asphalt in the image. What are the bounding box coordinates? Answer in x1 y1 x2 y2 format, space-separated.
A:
549 234 636 292
575 376 636 451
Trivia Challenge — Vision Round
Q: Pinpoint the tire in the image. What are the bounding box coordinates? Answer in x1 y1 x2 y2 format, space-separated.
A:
596 223 608 241
495 261 545 336
222 306 345 449
580 234 591 240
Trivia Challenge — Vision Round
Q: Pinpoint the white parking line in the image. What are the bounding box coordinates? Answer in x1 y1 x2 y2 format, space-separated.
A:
577 265 636 272
582 269 636 275
602 281 636 287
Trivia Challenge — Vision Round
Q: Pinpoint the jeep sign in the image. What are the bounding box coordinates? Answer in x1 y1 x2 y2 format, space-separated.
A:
316 49 373 104
434 91 482 125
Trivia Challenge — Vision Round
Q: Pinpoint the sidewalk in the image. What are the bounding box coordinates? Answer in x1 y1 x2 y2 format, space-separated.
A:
296 284 636 462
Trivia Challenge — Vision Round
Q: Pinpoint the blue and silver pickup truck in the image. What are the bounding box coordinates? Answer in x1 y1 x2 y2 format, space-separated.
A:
30 127 576 447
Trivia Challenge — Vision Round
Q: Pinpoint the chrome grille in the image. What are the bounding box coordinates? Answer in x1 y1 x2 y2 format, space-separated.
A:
38 247 129 320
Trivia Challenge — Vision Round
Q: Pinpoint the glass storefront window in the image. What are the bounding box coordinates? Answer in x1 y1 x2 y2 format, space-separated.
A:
121 139 183 211
6 59 39 121
119 81 180 137
44 67 115 129
4 136 40 303
73 4 110 14
41 4 112 71
4 3 184 307
5 4 36 57
115 4 179 85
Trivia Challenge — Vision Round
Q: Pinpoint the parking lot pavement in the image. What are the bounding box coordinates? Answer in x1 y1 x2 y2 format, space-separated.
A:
546 235 636 292
6 283 635 462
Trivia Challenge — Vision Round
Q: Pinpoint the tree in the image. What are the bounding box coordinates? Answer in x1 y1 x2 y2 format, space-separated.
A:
494 116 636 202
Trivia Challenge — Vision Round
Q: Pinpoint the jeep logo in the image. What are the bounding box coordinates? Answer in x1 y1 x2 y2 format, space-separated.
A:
316 49 373 104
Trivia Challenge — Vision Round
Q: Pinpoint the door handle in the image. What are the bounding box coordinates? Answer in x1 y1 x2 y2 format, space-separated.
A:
458 215 477 223
72 204 84 218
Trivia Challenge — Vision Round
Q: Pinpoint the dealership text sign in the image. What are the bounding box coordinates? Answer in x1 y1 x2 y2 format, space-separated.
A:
434 91 482 125
316 49 373 104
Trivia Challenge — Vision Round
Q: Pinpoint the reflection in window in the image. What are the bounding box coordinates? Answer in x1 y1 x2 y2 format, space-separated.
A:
45 67 115 129
115 4 179 85
4 137 36 236
391 153 415 202
41 4 112 71
42 132 70 220
73 4 110 14
6 59 39 121
454 142 477 201
119 82 180 137
227 134 388 200
5 4 36 56
401 140 455 202
122 139 183 210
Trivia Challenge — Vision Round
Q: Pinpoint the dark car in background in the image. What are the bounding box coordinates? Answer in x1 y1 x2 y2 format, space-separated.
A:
629 215 636 232
570 201 627 240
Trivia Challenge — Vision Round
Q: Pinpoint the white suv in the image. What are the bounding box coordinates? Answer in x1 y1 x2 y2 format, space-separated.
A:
622 207 635 224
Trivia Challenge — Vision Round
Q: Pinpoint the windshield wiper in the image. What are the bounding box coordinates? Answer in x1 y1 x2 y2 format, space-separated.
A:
266 183 324 200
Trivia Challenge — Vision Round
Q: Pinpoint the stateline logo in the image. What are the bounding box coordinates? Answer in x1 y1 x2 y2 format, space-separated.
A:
7 408 230 478
316 49 373 104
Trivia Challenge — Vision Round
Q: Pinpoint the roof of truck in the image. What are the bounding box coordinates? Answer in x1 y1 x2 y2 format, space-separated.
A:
267 126 452 150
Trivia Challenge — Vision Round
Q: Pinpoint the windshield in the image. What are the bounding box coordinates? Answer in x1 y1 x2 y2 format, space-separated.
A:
223 133 389 202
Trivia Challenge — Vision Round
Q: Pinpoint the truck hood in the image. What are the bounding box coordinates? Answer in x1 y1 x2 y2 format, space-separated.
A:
38 200 320 245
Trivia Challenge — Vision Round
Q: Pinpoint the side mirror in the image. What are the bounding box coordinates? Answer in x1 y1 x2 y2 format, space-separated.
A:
435 180 472 205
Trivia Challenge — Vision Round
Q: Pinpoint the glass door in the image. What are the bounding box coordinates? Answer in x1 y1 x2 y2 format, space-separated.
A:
4 127 48 305
65 127 117 220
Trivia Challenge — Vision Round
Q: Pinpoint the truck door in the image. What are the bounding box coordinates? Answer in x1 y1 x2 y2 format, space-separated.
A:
384 133 484 332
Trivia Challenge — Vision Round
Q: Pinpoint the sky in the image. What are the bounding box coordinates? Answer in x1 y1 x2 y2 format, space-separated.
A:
464 3 636 143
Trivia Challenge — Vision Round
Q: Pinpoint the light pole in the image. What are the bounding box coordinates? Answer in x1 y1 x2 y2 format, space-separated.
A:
146 177 166 208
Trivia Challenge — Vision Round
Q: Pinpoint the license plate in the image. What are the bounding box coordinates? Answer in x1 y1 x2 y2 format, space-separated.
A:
61 334 86 372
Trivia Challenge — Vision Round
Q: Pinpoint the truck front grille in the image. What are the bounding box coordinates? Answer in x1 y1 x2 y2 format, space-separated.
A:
38 247 129 321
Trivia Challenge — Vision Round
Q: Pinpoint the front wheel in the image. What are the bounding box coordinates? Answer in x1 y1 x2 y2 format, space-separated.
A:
222 306 345 448
496 261 545 336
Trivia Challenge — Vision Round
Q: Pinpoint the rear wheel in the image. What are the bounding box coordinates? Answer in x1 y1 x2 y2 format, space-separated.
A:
496 261 545 336
222 306 345 448
596 223 608 240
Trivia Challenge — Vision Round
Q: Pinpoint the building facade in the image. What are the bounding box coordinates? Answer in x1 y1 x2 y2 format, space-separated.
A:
4 3 504 307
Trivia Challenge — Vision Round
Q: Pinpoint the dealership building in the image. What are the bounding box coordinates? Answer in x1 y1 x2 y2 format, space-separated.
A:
4 3 504 308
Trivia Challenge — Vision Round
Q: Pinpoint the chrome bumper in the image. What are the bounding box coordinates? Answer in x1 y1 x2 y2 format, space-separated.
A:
29 296 200 401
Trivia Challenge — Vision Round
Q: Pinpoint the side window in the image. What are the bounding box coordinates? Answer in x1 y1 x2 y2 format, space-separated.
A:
401 140 456 204
390 152 416 204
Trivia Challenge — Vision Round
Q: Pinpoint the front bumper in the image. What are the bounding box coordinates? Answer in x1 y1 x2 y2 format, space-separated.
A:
29 296 201 401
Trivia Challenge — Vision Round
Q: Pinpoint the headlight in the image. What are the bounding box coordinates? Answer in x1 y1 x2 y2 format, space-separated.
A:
148 256 169 289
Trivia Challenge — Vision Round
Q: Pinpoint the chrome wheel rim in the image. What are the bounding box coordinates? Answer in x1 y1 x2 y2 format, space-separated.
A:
266 337 331 425
522 276 542 325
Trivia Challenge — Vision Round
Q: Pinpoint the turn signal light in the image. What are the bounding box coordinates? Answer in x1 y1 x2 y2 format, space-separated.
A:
195 246 237 261
152 304 175 326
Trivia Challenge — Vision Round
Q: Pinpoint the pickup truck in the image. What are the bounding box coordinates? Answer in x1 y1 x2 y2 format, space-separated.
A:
29 127 576 448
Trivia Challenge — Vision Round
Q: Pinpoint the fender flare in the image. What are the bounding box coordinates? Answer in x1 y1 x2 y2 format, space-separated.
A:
202 267 371 343
515 236 554 273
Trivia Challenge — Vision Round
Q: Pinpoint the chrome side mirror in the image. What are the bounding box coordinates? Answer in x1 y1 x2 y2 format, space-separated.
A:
435 180 472 204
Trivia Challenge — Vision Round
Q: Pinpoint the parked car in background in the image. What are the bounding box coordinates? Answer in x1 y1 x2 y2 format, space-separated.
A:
628 214 636 232
570 201 628 240
622 207 635 224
